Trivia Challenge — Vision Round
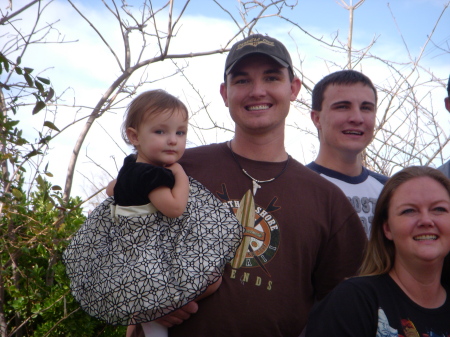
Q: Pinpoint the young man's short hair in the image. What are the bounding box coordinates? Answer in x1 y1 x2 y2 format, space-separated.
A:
312 70 377 111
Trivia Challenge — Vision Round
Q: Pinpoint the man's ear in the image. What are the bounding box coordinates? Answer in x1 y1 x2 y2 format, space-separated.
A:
220 82 229 107
310 110 321 129
290 77 302 101
126 127 139 146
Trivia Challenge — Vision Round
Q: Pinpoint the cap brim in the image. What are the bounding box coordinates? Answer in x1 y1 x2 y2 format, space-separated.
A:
225 53 290 75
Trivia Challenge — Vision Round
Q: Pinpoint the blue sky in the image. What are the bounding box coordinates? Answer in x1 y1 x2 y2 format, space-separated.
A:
66 0 450 71
177 0 450 70
5 0 450 201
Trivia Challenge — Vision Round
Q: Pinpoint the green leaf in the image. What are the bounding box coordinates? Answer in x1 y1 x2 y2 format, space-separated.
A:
53 194 64 205
51 185 61 191
38 135 52 145
32 101 46 115
25 149 42 158
15 67 23 75
45 172 54 177
0 53 9 73
8 285 18 293
36 243 46 255
0 153 12 161
35 80 45 93
32 304 43 314
43 121 59 131
16 56 21 65
12 188 23 199
36 175 45 187
24 73 34 87
23 67 33 74
45 87 55 102
37 76 50 85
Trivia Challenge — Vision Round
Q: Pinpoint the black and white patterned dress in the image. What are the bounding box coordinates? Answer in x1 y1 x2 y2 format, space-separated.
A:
63 157 243 326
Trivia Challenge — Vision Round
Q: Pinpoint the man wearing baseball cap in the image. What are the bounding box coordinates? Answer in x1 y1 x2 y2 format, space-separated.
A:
130 34 366 337
224 34 295 80
438 75 450 176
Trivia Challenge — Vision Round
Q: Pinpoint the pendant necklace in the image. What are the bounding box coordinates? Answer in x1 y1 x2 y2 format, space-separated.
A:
229 141 290 195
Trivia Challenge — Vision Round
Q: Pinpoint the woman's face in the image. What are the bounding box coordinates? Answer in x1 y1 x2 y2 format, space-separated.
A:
384 176 450 267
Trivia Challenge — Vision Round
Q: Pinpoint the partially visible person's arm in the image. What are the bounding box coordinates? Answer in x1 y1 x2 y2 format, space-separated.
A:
314 207 367 300
157 301 199 328
126 323 144 337
106 179 116 196
306 279 376 337
149 163 189 218
126 302 196 337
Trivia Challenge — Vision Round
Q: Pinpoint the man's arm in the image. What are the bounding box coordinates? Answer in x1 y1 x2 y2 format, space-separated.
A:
314 209 367 300
306 279 376 336
156 301 198 327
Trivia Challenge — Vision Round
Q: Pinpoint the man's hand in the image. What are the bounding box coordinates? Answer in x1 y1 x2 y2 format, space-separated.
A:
155 301 199 327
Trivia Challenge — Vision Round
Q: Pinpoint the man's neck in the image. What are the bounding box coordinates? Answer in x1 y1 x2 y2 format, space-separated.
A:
314 151 363 177
230 132 288 162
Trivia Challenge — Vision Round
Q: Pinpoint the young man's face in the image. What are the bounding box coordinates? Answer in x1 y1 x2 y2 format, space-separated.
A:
311 82 376 158
220 54 301 136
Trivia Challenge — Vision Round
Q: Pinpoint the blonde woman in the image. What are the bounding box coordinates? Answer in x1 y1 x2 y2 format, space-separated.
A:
306 166 450 336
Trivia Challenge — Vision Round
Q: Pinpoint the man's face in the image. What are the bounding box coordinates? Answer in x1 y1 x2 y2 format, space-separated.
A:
311 83 376 158
220 54 301 136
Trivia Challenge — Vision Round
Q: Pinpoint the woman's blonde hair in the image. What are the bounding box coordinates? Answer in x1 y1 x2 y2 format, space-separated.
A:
359 166 450 278
121 89 188 146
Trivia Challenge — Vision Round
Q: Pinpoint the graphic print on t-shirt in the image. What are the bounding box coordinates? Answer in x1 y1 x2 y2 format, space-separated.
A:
217 184 281 275
377 308 450 337
346 195 377 235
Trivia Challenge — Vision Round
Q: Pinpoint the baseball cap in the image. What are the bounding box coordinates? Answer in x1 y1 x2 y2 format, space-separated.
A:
224 34 294 78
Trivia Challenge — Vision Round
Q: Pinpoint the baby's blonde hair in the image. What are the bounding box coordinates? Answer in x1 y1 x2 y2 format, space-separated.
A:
121 89 188 146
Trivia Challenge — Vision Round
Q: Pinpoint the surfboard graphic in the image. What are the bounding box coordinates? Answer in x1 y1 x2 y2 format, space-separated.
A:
231 189 255 269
